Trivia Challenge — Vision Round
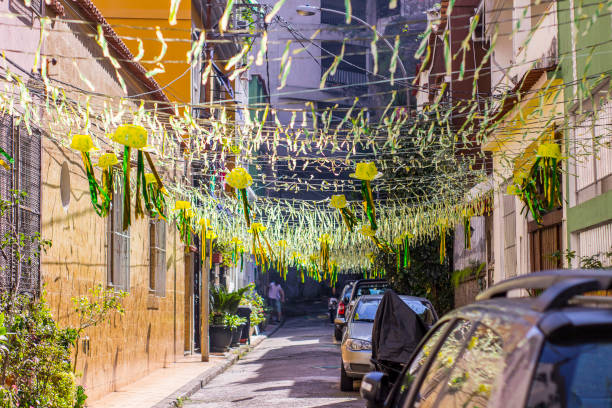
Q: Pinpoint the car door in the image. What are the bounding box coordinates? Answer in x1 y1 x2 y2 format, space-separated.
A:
400 321 507 408
387 318 472 408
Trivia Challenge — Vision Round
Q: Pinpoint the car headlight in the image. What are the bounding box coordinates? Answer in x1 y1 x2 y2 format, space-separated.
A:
346 338 372 351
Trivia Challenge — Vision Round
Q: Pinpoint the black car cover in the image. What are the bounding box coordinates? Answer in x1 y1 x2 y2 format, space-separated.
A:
371 290 428 365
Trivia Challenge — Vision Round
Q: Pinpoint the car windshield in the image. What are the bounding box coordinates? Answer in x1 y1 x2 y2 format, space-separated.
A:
402 299 436 326
355 282 388 297
526 339 612 408
352 299 379 322
352 298 435 324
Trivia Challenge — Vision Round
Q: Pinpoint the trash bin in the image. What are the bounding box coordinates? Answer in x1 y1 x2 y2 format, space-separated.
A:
237 306 251 345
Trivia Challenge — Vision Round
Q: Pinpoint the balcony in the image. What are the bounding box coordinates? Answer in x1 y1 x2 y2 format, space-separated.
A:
325 69 368 88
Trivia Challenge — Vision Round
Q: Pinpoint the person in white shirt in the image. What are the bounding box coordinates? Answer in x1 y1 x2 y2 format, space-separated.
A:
267 281 285 322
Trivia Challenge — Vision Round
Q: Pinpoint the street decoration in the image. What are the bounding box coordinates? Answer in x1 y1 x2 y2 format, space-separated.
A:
1 0 610 279
173 200 194 249
226 167 253 228
70 134 110 217
329 194 357 232
350 162 381 231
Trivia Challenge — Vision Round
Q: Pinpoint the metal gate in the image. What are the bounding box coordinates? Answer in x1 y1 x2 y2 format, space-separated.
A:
0 114 42 294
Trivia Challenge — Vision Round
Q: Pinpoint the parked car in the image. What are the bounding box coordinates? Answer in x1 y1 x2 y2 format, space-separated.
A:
340 293 437 391
345 279 390 317
334 281 355 341
360 269 612 408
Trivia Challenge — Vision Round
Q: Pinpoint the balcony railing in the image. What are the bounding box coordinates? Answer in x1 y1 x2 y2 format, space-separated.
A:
325 69 368 87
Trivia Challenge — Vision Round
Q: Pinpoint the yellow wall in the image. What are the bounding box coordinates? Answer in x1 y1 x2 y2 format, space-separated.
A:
96 0 192 104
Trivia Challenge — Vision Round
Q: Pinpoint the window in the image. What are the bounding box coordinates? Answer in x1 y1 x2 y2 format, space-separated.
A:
389 320 451 408
527 338 612 408
435 324 506 407
352 298 379 322
107 179 130 291
149 218 166 297
0 115 41 294
413 319 474 408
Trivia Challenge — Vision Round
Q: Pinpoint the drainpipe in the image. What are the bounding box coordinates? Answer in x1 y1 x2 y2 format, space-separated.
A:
567 0 578 267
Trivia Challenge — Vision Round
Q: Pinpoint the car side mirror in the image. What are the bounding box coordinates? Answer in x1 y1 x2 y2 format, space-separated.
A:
360 371 389 406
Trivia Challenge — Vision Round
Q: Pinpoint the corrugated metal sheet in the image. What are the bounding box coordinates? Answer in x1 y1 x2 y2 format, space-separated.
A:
579 222 612 266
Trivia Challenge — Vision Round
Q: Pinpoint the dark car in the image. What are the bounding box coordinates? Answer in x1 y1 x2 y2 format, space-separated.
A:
346 279 389 316
334 281 356 341
360 269 612 408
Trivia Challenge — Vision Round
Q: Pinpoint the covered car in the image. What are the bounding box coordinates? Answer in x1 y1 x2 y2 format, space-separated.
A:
370 290 433 384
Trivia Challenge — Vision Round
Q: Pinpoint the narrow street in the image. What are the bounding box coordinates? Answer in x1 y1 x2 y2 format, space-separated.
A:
185 314 363 408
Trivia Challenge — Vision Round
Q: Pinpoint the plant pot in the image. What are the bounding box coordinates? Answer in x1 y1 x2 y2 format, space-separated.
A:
212 252 223 264
209 325 232 353
230 326 242 347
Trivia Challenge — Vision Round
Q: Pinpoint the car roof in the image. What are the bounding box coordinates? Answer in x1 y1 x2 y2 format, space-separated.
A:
444 270 612 339
357 294 432 303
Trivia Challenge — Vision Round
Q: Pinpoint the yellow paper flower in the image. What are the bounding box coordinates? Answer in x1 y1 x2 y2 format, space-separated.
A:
96 152 119 168
506 184 521 196
320 233 331 243
112 124 148 149
185 208 195 218
230 237 242 245
197 218 209 227
350 162 381 181
537 142 561 159
248 222 266 233
393 236 403 245
70 134 98 153
277 240 287 248
173 200 191 210
144 173 157 185
205 230 217 240
329 194 348 209
360 225 376 237
226 167 253 190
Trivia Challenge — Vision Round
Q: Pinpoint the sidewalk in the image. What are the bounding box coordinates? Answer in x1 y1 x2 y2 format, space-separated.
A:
88 323 281 408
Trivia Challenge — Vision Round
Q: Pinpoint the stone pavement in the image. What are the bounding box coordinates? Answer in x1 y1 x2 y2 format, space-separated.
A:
183 314 363 408
87 323 280 408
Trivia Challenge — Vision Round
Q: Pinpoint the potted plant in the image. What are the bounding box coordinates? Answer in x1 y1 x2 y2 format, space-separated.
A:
225 314 247 347
209 286 249 352
239 283 265 336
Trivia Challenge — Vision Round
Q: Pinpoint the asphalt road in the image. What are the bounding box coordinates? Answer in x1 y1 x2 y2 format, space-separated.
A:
184 313 364 408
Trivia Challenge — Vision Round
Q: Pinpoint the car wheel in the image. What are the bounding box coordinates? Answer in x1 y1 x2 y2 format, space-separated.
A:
334 327 343 341
340 359 353 391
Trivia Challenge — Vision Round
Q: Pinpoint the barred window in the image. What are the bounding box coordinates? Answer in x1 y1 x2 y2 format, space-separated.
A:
0 115 42 294
107 180 130 291
149 218 166 297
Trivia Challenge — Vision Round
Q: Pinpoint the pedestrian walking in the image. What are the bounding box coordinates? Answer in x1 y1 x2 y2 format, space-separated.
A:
267 281 285 323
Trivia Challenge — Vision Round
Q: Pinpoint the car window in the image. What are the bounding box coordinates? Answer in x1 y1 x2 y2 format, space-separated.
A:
402 300 436 326
411 319 474 408
526 339 612 408
354 282 389 297
434 324 506 407
352 298 380 322
389 320 451 408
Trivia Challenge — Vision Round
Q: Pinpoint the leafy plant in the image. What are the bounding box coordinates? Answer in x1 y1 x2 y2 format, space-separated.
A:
209 286 249 326
71 284 127 373
224 314 247 329
239 283 265 326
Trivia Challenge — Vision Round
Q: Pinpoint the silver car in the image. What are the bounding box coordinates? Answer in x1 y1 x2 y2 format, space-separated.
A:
340 294 437 391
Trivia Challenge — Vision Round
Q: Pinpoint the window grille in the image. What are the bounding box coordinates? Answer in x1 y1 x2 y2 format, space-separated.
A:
0 115 42 294
149 218 166 297
107 177 130 291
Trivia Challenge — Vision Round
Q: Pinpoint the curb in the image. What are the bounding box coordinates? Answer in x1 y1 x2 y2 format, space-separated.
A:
152 324 284 408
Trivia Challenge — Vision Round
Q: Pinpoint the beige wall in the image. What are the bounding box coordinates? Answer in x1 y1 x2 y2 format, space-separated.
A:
37 10 189 403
